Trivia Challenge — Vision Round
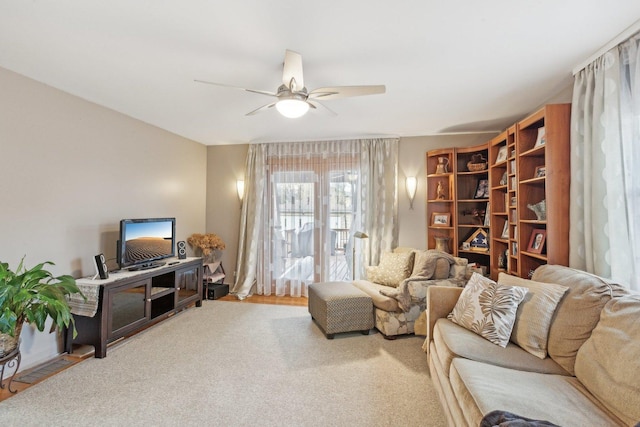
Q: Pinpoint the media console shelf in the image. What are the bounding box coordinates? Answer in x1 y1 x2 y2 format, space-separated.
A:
66 257 203 358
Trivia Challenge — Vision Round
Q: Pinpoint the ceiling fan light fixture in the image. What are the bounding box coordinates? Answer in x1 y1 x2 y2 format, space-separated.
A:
276 98 309 118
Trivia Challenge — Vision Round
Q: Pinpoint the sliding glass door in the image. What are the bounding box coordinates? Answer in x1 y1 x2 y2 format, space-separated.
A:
261 155 361 297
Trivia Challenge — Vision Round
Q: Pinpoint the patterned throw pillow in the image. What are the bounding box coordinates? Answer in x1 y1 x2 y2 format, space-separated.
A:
448 273 528 347
365 251 414 288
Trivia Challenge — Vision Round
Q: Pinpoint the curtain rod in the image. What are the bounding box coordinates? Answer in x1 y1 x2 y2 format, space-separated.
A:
250 134 400 144
573 18 640 75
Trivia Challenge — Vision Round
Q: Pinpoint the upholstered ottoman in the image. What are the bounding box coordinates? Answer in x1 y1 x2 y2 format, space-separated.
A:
308 281 374 339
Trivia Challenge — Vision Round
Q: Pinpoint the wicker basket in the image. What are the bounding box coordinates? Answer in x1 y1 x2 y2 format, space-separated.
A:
467 161 487 172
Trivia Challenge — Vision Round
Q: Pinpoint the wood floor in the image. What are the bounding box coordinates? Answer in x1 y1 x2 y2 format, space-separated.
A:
0 294 306 402
217 293 307 306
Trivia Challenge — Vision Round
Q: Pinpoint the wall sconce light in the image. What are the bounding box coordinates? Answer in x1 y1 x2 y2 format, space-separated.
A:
406 176 417 209
236 180 245 202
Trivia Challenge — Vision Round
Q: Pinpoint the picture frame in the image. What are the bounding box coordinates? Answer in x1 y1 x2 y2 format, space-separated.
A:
527 229 547 254
534 166 546 178
461 242 471 251
484 202 491 226
495 146 508 164
431 212 451 227
534 127 546 148
474 179 489 199
501 221 509 239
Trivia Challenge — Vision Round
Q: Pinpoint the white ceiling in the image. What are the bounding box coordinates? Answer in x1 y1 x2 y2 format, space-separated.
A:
1 1 640 145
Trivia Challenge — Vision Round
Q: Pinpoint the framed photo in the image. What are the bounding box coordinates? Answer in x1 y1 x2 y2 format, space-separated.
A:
484 202 491 226
534 127 546 148
501 221 509 239
431 212 451 227
527 229 547 254
461 242 471 251
495 146 508 164
474 179 489 199
534 166 546 178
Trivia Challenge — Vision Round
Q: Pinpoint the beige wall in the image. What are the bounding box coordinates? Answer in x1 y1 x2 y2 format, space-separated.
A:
0 67 207 370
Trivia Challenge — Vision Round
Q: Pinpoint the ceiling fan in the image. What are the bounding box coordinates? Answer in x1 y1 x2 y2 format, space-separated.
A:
195 50 385 118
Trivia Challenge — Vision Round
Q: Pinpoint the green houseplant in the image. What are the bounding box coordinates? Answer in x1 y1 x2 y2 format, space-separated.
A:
0 257 85 357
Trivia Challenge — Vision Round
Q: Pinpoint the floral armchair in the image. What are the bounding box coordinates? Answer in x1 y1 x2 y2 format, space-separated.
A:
352 248 469 338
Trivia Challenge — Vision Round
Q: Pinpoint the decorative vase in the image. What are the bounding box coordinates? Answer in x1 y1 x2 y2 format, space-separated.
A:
435 157 449 174
0 324 22 358
527 200 547 221
434 237 450 253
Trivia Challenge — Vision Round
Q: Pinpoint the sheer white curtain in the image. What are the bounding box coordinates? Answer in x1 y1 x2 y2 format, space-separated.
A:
232 138 399 299
570 31 640 291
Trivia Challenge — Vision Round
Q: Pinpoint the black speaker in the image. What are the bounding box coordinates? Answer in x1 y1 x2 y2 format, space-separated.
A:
94 253 109 279
177 241 187 259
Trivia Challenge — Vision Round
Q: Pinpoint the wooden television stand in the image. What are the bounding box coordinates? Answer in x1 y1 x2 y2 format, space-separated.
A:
66 257 202 358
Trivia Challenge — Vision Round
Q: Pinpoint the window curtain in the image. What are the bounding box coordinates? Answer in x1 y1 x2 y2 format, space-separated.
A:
359 138 399 269
232 138 399 299
570 31 640 291
233 144 267 299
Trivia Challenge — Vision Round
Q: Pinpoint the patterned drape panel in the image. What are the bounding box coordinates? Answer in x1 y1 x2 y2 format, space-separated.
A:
570 31 640 291
233 144 267 299
232 138 399 298
360 138 399 269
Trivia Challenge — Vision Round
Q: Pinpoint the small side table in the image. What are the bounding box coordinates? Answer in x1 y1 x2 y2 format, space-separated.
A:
0 345 21 394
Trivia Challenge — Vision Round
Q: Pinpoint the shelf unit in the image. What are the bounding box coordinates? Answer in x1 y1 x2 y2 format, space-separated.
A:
427 104 570 279
426 148 456 253
489 127 518 278
455 144 490 271
516 104 571 278
488 104 570 279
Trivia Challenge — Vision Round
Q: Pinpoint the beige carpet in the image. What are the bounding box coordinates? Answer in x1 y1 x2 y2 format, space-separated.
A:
1 301 446 426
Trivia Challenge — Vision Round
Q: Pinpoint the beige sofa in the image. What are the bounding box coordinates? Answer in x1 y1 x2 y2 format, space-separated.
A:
426 264 640 427
352 248 469 338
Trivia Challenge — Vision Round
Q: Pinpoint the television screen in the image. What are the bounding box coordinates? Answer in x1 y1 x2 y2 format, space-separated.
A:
118 218 176 269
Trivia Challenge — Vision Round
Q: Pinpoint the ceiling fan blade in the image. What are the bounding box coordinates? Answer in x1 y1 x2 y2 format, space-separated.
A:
308 85 386 100
282 50 304 91
194 80 276 97
245 102 277 116
307 100 337 116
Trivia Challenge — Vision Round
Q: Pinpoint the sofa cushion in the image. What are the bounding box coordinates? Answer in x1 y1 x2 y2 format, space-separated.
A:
497 273 569 359
531 264 629 375
448 273 527 347
365 251 414 287
352 280 400 312
450 358 622 427
433 319 569 378
574 294 640 426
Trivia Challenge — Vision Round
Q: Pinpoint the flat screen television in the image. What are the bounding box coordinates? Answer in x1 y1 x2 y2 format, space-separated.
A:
118 217 176 270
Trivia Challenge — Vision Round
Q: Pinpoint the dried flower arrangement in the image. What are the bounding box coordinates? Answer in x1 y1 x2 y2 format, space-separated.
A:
187 233 226 257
